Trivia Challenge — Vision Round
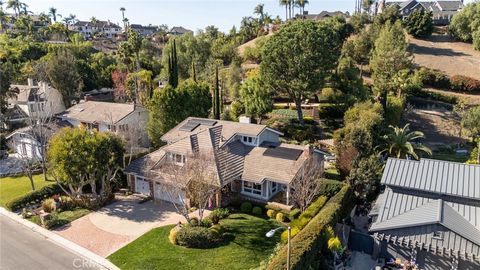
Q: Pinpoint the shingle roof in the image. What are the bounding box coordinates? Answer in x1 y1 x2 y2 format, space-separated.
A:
60 101 145 124
74 20 121 28
436 0 463 11
169 26 192 34
381 158 480 201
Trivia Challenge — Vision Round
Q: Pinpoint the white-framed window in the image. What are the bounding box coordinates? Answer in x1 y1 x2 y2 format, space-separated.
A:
243 181 262 196
242 136 256 145
168 153 185 165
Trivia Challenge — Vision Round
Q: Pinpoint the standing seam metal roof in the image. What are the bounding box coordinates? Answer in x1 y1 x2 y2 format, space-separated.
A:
381 158 480 201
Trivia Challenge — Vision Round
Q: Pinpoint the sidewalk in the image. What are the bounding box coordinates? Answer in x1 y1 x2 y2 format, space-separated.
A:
0 207 119 270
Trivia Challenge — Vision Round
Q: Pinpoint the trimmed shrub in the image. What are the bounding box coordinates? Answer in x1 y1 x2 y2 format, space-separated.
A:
210 224 224 235
450 75 480 92
276 212 285 222
201 217 213 228
319 179 345 197
176 226 222 248
42 198 56 213
386 95 406 126
267 209 277 218
267 186 354 270
5 184 64 211
189 217 199 226
288 209 301 221
209 212 220 225
318 103 346 119
252 206 263 215
58 196 75 211
169 227 179 245
301 196 328 221
280 227 300 243
417 67 450 89
240 202 253 213
211 208 230 219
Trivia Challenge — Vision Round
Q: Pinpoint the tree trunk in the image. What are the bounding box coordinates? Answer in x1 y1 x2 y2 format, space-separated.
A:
28 174 35 191
294 99 304 125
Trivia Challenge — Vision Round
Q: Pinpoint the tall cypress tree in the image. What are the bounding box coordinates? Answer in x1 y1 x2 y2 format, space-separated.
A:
168 39 179 88
213 66 220 120
191 61 196 82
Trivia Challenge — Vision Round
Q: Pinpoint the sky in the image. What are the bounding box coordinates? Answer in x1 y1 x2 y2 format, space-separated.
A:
23 0 356 32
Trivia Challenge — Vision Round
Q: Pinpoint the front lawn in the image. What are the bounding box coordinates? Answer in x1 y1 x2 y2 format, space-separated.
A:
29 208 91 229
0 174 54 207
108 213 281 270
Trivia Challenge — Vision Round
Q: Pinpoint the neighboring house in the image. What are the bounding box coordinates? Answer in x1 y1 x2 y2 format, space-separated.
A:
0 13 50 33
384 0 464 25
58 101 149 147
369 158 480 269
125 117 325 207
130 24 158 37
168 26 193 36
299 10 350 20
6 121 71 160
69 20 122 39
9 79 65 120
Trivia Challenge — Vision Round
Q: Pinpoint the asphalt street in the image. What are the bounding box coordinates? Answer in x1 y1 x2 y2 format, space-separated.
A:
0 215 99 270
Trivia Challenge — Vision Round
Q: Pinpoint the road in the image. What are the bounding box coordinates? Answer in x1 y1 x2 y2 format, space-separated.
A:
0 215 99 270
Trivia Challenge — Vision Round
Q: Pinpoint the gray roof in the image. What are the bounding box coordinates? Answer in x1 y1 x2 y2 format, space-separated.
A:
60 101 146 124
370 187 480 251
436 0 463 11
381 158 480 201
74 20 121 29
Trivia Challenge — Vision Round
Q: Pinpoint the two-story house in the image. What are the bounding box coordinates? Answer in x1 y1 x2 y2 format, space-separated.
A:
9 79 65 120
383 0 464 25
125 117 325 207
130 24 159 37
69 20 122 39
369 158 480 269
58 101 149 147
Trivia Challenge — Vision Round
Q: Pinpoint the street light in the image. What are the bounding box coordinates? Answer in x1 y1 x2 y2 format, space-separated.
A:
266 226 291 270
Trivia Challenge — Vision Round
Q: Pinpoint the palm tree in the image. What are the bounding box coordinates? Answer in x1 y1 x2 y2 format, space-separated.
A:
120 7 126 31
279 0 288 21
6 0 26 17
48 7 61 22
295 0 309 17
254 4 265 24
380 123 432 160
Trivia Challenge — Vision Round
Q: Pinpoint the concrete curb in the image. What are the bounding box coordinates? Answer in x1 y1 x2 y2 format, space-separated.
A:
0 207 120 270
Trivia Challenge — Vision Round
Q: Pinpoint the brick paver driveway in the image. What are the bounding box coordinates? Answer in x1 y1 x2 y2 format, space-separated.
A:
54 196 186 257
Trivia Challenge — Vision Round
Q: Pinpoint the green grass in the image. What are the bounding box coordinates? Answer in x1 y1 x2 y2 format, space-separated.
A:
324 167 343 181
28 208 91 229
108 213 281 270
0 174 55 207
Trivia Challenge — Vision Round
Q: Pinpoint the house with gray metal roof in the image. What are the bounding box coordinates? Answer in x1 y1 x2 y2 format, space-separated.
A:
369 158 480 268
125 117 324 207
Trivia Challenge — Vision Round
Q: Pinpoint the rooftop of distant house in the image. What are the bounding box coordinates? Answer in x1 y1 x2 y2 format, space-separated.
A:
59 101 145 124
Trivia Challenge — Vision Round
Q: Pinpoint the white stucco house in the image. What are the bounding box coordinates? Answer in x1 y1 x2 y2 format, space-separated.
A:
69 20 122 39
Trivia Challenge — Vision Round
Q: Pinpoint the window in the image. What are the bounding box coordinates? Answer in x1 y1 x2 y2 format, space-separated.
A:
29 104 36 112
242 136 255 144
271 182 277 193
243 181 262 196
433 231 443 239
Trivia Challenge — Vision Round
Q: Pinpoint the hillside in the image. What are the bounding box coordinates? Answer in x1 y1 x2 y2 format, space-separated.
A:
236 33 272 58
408 34 480 80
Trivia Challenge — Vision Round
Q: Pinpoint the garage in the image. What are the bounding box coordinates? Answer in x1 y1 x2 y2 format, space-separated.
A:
154 182 185 204
135 177 151 195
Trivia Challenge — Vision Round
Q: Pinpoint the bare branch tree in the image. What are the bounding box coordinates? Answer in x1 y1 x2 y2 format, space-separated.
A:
161 150 221 223
290 156 324 212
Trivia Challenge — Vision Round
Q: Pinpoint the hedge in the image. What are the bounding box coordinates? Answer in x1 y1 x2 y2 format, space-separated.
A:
267 185 354 270
5 184 65 211
284 196 328 241
450 75 480 92
319 179 345 198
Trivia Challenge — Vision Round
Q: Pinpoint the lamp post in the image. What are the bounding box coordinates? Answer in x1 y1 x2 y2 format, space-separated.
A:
266 226 291 270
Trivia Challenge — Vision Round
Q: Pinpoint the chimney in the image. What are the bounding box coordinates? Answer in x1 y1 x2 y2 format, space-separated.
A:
304 144 313 156
84 94 93 101
239 116 251 124
27 78 34 87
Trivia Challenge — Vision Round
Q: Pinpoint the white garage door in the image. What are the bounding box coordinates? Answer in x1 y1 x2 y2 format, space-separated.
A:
154 182 185 204
135 177 151 195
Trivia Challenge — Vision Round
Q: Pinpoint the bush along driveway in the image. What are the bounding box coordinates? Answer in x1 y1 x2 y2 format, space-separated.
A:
108 213 281 270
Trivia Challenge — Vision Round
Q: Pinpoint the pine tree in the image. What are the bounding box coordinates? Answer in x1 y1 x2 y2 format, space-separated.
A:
192 61 196 82
168 39 179 88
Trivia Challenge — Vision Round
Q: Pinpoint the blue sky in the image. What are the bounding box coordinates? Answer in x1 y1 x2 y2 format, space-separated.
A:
24 0 355 32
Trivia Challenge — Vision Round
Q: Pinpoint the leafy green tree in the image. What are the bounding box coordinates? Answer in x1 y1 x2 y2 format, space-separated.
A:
462 105 480 141
370 21 411 111
41 48 83 107
240 72 273 123
373 5 401 26
449 2 480 50
261 20 343 124
347 154 382 199
147 80 211 147
404 9 433 38
125 69 153 105
380 123 432 160
48 128 124 199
